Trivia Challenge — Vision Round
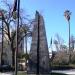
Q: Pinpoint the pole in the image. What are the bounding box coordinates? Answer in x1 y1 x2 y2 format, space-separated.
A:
37 12 40 75
15 0 20 75
25 35 27 56
50 41 52 73
68 20 71 63
25 35 27 72
1 14 3 66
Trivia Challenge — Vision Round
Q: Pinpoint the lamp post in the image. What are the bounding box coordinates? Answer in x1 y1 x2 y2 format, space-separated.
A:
15 0 20 75
12 0 20 75
64 10 71 63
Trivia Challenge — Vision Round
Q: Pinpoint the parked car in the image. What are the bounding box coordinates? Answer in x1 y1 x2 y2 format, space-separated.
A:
0 64 13 72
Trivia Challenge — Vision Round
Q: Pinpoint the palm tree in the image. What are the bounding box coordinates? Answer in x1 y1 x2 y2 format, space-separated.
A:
64 10 71 63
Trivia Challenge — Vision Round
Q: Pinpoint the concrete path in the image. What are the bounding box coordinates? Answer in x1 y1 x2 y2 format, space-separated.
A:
0 71 26 75
52 69 75 75
1 70 75 75
0 72 13 75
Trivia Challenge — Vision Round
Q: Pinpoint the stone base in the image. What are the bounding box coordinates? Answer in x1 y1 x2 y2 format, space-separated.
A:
27 59 50 74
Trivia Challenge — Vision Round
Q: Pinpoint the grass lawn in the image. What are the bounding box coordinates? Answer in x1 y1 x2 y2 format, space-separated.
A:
17 71 27 75
17 72 67 75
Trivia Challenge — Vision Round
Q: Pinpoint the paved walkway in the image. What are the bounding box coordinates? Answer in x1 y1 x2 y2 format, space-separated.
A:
52 69 75 75
1 70 75 75
0 71 26 75
0 72 13 75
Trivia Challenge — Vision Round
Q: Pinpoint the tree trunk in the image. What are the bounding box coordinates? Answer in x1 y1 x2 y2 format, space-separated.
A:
12 48 15 67
11 42 15 68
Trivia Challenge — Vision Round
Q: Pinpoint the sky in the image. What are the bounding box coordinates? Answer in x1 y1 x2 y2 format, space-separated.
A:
20 0 75 47
0 0 75 51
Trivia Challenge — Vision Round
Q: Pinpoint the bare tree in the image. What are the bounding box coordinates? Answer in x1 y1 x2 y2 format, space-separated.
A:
54 34 64 51
0 1 32 67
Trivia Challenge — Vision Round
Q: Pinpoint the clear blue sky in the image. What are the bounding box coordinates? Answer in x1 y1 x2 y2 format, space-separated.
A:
21 0 75 47
0 0 75 48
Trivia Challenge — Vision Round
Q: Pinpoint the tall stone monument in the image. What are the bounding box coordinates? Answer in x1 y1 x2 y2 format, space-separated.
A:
27 11 50 74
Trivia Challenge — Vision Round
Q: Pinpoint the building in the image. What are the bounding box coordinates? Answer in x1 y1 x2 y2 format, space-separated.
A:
0 31 24 66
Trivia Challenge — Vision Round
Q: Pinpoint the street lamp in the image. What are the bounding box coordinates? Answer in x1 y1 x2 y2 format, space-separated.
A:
64 10 71 63
15 0 20 75
12 0 20 75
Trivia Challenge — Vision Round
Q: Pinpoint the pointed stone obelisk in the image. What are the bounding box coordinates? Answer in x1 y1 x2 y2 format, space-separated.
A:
27 11 50 74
